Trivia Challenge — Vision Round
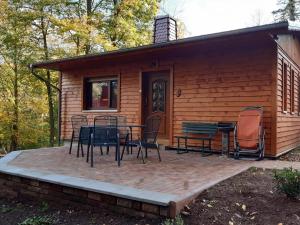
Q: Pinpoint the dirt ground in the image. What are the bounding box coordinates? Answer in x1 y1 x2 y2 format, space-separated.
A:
184 168 300 225
1 168 299 225
279 147 300 162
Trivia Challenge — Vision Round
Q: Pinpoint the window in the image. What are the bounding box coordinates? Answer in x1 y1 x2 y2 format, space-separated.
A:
84 77 118 110
291 68 295 113
282 62 288 112
298 74 300 115
152 79 166 113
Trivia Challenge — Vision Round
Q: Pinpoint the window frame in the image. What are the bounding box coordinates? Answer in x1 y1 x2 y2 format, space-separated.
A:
282 62 288 113
298 72 300 116
291 67 295 114
82 76 120 111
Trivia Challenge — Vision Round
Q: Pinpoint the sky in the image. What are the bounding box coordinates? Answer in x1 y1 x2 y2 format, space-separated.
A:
161 0 279 37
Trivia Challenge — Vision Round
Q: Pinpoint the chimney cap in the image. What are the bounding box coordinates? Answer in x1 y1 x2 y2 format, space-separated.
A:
155 14 176 21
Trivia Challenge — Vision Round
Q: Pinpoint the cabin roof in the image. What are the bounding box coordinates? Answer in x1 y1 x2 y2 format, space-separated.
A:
31 21 300 71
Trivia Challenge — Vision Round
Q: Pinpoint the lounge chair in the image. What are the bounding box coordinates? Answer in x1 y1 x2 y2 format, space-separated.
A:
234 106 265 160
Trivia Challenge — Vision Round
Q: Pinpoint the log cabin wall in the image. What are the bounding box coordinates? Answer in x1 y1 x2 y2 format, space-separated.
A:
60 35 278 156
276 35 300 156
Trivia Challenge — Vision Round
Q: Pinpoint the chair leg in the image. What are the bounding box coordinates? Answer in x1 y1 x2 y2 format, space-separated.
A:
86 144 90 162
81 144 84 157
140 147 145 164
137 147 141 158
145 147 148 158
125 134 129 155
107 146 109 155
100 146 103 155
121 144 126 160
127 144 129 154
77 140 80 158
156 144 161 161
69 132 74 154
91 145 94 167
117 144 120 167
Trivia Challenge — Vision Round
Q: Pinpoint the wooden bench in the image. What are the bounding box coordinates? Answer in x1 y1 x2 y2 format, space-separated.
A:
175 122 218 155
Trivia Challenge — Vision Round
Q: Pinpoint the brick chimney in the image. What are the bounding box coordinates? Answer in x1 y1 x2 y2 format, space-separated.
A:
153 15 177 43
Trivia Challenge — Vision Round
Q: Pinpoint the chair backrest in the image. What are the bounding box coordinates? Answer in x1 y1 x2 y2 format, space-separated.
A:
93 116 118 145
71 115 88 138
182 122 218 137
94 115 118 127
93 126 118 145
143 115 161 144
117 116 128 138
236 106 263 149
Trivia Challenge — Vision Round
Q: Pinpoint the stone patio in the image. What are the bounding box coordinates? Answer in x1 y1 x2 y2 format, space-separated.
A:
1 146 298 217
9 147 252 197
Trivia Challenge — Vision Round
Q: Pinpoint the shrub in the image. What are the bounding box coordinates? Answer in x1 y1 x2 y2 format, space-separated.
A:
18 216 54 225
273 167 300 199
162 215 184 225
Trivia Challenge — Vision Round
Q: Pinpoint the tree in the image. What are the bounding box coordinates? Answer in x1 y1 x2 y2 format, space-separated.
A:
24 0 65 147
106 0 160 48
0 0 161 151
159 0 188 38
0 0 31 150
57 0 160 55
273 0 300 21
0 0 49 151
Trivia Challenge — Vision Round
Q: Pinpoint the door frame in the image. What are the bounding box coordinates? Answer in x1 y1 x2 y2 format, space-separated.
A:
139 65 174 146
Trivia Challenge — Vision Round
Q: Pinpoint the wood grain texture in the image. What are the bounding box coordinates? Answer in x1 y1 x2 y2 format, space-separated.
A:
60 34 296 157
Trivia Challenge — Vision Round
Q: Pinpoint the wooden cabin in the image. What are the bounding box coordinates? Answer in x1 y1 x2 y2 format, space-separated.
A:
31 19 300 157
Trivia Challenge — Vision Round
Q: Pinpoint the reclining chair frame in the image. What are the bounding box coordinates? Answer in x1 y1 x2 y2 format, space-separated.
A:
233 106 265 160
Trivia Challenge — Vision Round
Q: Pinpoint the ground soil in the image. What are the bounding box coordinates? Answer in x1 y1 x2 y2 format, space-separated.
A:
1 168 299 225
279 147 300 162
184 168 300 225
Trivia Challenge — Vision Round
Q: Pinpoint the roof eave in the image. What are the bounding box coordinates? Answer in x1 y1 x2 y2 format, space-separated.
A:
30 21 296 71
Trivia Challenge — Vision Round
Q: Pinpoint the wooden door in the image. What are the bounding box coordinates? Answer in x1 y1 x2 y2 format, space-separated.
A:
142 71 170 139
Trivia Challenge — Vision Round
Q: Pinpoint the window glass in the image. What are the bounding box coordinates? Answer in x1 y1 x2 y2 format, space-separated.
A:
85 78 118 110
283 63 288 112
92 81 109 109
110 80 118 109
291 69 295 113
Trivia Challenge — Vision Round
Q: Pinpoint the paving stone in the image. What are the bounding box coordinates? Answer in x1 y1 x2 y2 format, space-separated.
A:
117 198 132 208
6 146 252 199
142 203 159 214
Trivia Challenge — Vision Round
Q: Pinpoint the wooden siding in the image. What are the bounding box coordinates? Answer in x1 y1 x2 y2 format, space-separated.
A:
61 36 277 156
172 44 275 155
276 46 300 155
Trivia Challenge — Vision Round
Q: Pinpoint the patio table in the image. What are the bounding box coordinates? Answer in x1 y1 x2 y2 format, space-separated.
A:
217 122 235 157
80 124 145 155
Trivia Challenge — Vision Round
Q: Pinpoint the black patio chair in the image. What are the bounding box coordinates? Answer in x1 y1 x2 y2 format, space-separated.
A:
121 115 161 163
69 115 88 155
93 115 118 155
77 126 91 157
87 116 120 167
117 116 130 154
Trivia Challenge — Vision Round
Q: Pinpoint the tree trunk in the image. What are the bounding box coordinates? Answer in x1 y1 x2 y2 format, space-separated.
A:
85 0 92 54
10 62 19 151
46 70 55 146
41 15 55 147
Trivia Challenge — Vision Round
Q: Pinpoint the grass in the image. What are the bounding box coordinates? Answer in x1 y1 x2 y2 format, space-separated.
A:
39 201 49 212
18 216 54 225
162 215 184 225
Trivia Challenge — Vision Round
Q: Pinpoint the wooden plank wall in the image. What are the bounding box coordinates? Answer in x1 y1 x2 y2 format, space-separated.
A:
60 36 277 156
172 44 275 155
61 65 142 139
276 48 300 155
